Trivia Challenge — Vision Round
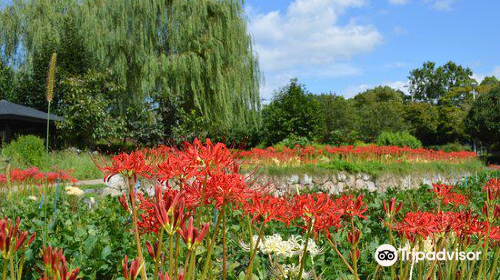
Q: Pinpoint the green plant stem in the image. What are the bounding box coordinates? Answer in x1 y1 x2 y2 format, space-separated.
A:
222 205 227 280
244 221 266 280
174 234 180 279
326 236 355 275
169 233 174 277
46 100 51 153
297 219 312 280
189 249 196 280
200 207 223 280
487 247 499 280
153 228 165 280
1 259 7 280
183 251 191 280
350 218 359 280
465 241 482 280
128 178 148 280
9 257 14 280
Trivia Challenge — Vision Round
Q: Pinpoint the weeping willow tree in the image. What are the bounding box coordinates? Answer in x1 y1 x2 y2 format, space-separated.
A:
82 0 261 132
0 0 261 138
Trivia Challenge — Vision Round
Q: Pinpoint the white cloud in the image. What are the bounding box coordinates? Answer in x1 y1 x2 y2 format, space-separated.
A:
344 80 409 98
425 0 456 11
388 0 410 5
247 0 383 98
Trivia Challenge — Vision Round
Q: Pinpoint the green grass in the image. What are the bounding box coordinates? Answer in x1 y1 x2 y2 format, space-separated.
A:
249 159 487 177
49 150 103 180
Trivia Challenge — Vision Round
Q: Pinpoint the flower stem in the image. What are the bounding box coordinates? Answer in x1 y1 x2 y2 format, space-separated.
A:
128 177 148 280
222 205 227 280
244 221 266 280
200 207 223 280
326 236 355 275
297 219 312 280
153 228 165 280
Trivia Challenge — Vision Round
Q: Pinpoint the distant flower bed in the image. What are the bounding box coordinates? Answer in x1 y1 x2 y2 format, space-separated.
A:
237 145 477 167
0 167 77 186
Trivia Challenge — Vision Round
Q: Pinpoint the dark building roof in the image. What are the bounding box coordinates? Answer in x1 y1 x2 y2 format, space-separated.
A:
0 100 65 123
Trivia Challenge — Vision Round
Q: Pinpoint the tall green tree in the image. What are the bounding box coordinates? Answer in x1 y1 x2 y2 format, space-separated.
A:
408 61 475 103
0 0 261 144
262 79 325 145
352 86 407 142
465 86 500 160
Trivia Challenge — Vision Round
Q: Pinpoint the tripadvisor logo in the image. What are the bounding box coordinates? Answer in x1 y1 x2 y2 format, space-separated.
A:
374 244 482 266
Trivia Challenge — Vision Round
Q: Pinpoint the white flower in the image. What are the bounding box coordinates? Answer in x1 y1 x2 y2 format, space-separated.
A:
65 186 84 197
28 196 37 201
280 264 311 279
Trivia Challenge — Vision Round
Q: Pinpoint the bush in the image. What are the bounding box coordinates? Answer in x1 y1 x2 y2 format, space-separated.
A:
376 131 422 148
428 142 471 152
3 135 46 167
276 135 312 148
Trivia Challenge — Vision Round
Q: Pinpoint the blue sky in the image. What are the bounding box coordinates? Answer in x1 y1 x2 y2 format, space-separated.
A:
245 0 500 100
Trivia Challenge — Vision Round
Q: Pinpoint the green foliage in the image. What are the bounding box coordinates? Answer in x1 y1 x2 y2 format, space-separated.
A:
377 131 422 148
262 79 325 145
2 135 46 167
408 61 475 103
428 142 471 153
57 71 126 148
0 59 13 100
465 86 500 160
50 150 103 180
277 134 312 149
404 102 439 145
316 94 359 144
352 86 407 141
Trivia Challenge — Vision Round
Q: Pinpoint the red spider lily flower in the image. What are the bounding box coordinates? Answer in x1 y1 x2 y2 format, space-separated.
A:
392 211 438 242
432 184 454 200
203 171 253 209
178 217 209 251
483 178 499 200
40 246 79 280
382 198 403 218
146 241 161 260
0 217 36 259
242 193 289 225
97 151 153 182
119 193 130 212
347 229 361 245
154 186 186 235
123 255 143 280
158 271 185 280
335 195 368 219
292 193 332 221
443 193 467 207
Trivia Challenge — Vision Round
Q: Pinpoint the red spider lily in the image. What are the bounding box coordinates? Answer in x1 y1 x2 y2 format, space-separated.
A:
483 178 499 200
432 183 454 200
145 241 161 260
123 255 143 280
242 193 289 225
97 151 153 182
178 217 209 251
119 193 130 212
40 246 79 280
0 217 36 259
382 198 403 218
158 271 185 280
347 229 361 245
392 211 438 242
443 192 467 207
292 193 332 221
154 186 186 235
204 171 254 209
335 195 368 219
184 138 236 172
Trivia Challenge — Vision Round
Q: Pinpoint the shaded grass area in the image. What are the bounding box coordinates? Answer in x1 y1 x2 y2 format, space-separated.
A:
49 150 103 180
248 159 487 177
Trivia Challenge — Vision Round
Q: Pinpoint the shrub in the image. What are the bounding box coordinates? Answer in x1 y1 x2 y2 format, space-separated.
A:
3 135 46 167
377 131 422 148
277 134 311 148
428 142 471 152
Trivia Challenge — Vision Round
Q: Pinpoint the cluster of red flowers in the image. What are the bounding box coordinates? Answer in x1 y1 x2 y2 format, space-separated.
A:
431 183 468 207
0 167 77 186
0 217 36 258
237 145 477 166
40 246 80 280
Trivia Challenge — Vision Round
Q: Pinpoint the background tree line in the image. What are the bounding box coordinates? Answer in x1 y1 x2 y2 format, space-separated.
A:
262 62 499 162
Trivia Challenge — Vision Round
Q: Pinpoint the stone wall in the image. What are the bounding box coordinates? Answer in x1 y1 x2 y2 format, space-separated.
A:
101 171 472 196
256 171 472 196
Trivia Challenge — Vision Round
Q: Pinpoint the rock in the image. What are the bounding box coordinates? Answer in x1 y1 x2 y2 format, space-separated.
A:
365 181 376 192
287 175 299 184
337 172 347 182
300 174 313 185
